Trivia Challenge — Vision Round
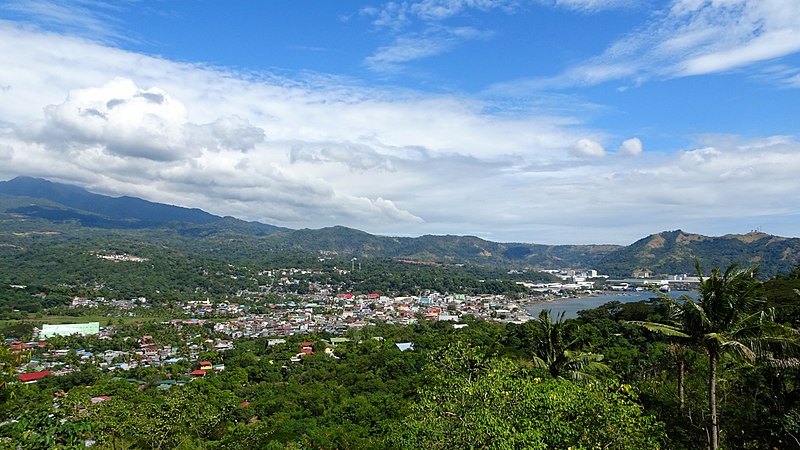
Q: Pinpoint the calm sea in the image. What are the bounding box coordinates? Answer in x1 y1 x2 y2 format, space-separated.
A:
523 290 696 319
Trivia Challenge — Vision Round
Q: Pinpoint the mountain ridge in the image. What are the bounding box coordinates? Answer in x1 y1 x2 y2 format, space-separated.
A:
597 229 800 277
2 176 799 277
0 176 287 234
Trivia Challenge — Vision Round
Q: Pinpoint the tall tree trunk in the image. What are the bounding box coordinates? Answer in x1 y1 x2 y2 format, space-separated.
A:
709 349 719 450
678 357 685 415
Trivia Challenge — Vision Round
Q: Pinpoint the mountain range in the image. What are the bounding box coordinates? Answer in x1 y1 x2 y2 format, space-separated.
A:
2 176 799 278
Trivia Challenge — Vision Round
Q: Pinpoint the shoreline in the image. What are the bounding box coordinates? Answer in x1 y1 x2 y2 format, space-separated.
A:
517 290 641 306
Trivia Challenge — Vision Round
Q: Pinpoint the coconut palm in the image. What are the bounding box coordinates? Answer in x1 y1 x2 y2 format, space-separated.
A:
530 309 608 382
632 261 799 450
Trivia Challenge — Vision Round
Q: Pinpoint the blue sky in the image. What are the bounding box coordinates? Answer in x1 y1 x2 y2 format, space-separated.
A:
0 0 799 244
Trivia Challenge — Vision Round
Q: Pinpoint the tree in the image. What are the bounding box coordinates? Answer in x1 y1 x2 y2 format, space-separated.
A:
390 342 665 449
529 309 608 381
0 410 92 449
632 261 799 450
89 379 238 449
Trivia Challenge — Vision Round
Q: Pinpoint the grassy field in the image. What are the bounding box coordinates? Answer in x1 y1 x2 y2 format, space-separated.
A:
0 315 164 327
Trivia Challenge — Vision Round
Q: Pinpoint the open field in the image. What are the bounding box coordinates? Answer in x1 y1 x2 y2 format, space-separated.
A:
0 315 164 327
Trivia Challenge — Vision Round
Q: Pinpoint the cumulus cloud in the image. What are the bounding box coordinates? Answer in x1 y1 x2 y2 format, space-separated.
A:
617 137 642 156
0 25 442 231
27 78 266 162
185 117 265 153
571 138 606 158
2 22 800 244
0 143 12 161
289 142 396 171
38 78 189 161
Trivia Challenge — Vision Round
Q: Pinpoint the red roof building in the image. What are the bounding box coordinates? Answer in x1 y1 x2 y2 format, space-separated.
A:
18 370 52 383
191 369 206 377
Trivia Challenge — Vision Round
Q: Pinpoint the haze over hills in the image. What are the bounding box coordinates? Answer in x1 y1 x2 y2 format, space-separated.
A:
1 176 799 277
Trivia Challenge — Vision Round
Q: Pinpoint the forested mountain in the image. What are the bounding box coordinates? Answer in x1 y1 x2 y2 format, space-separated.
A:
596 229 800 278
271 226 619 269
0 177 620 269
0 176 286 234
2 177 800 277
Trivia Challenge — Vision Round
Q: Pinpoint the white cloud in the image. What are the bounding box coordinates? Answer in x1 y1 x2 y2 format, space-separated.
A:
0 143 12 161
524 0 800 88
1 0 128 43
571 138 606 158
2 22 800 244
27 77 265 162
37 77 189 161
366 34 460 71
551 0 638 13
363 0 515 28
365 26 494 72
361 1 501 72
617 137 642 156
185 117 265 153
0 23 578 235
289 142 396 171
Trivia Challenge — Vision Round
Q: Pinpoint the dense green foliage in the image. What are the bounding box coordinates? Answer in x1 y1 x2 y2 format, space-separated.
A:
392 342 663 450
2 319 669 449
631 262 800 449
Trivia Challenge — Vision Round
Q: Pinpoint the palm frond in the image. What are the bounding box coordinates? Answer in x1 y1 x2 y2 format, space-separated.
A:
720 340 757 362
760 356 800 369
627 321 690 338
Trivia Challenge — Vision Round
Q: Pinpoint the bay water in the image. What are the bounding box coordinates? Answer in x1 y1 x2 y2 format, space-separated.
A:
524 290 696 319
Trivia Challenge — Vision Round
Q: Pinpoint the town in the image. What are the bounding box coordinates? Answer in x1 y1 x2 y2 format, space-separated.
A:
7 262 702 387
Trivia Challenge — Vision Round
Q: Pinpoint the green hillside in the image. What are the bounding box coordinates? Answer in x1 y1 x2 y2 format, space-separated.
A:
597 230 800 278
3 178 800 278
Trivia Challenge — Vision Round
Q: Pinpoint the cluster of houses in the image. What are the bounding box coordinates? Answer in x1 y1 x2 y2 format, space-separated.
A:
179 300 251 316
7 320 237 385
8 291 536 385
70 296 150 310
210 292 533 339
94 253 149 263
6 265 625 386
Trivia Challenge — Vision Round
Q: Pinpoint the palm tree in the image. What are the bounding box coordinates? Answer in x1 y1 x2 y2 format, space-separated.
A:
668 341 690 415
529 309 608 382
632 261 798 450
